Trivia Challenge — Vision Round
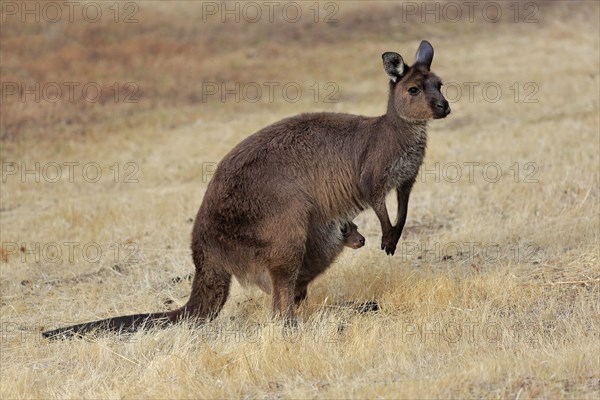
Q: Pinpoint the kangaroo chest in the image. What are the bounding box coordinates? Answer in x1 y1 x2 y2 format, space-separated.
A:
386 134 427 189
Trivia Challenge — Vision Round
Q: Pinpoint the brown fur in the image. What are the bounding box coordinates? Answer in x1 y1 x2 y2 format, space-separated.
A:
237 220 364 300
43 40 449 338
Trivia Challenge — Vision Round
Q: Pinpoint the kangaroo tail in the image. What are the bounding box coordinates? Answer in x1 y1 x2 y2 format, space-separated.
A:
44 245 233 339
42 310 179 339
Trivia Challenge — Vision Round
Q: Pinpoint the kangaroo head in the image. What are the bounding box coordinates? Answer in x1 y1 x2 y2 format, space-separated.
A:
382 40 450 121
341 221 365 249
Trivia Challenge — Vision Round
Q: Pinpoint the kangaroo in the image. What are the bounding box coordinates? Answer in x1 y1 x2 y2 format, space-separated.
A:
342 221 365 250
293 220 366 305
43 40 449 338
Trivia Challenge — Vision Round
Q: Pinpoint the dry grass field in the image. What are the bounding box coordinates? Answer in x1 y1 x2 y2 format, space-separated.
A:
1 1 599 398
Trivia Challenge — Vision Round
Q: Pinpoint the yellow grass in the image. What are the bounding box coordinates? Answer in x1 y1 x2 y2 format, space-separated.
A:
1 1 599 398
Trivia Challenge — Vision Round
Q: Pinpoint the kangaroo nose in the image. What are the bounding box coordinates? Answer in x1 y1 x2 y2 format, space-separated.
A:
437 100 451 115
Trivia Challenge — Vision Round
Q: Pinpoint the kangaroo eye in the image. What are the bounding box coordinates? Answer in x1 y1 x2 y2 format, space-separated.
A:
408 87 420 96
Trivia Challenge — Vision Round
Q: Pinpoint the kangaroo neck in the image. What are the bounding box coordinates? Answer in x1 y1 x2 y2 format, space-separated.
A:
380 112 428 148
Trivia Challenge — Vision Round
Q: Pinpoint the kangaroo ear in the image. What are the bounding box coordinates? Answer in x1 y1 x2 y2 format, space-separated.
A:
414 40 434 69
382 52 405 83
